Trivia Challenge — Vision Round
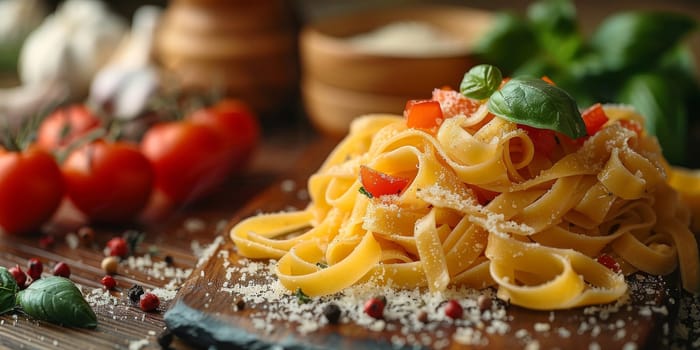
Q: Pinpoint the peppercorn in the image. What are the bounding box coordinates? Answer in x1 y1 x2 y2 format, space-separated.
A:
363 296 386 319
164 255 174 266
52 262 71 278
140 292 160 312
127 284 145 304
444 299 463 319
8 265 26 288
101 256 119 275
417 310 429 323
323 303 342 324
106 237 128 258
101 275 117 290
77 226 95 245
27 258 42 281
477 295 492 312
234 297 245 311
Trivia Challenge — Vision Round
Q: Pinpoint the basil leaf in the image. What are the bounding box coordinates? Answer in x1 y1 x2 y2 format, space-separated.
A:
488 78 586 138
17 277 97 328
472 13 538 74
0 267 19 314
618 74 687 164
526 0 582 63
590 12 697 70
460 64 503 100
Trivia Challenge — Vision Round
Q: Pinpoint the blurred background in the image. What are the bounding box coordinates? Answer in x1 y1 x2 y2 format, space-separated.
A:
1 0 699 165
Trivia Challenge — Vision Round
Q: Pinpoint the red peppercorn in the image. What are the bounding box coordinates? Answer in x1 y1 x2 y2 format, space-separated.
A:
363 296 386 319
140 292 160 312
53 262 71 278
27 258 43 281
101 275 117 290
444 299 463 319
106 237 129 257
8 265 26 288
596 254 621 273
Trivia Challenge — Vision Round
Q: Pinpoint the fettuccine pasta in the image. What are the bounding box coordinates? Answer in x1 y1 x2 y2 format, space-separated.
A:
231 88 700 310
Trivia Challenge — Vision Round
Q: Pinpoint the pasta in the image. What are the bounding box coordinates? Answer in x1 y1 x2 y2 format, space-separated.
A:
231 88 700 310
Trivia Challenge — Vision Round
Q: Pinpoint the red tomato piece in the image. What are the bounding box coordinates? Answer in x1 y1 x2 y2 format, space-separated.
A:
541 76 556 85
431 88 480 118
581 103 609 136
619 119 643 135
0 147 64 234
189 99 260 172
519 125 558 157
359 165 410 198
37 105 101 151
62 140 153 223
405 100 443 130
141 120 230 205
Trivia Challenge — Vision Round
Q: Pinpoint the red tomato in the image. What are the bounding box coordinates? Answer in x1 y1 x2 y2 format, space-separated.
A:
519 125 558 158
36 105 101 151
359 165 410 198
62 140 153 223
431 88 480 118
619 119 643 135
0 147 64 234
405 100 443 130
189 99 260 172
141 120 230 204
581 103 609 136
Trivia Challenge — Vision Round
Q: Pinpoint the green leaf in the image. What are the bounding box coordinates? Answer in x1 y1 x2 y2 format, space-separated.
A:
488 78 586 138
590 12 697 70
472 13 539 74
526 0 582 63
17 277 97 328
0 267 19 314
460 64 503 100
294 288 311 304
618 74 687 165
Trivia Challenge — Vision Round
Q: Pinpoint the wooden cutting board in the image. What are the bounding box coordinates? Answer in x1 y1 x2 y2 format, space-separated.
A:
163 138 685 350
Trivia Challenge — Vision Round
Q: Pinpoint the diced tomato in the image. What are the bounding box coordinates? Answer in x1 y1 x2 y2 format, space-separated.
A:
619 119 643 135
431 88 480 118
581 103 609 136
359 165 410 198
405 100 443 130
519 125 558 157
596 254 622 273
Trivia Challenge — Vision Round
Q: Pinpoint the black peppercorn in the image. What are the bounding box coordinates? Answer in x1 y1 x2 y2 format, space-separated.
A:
323 303 342 324
127 284 145 304
164 255 174 266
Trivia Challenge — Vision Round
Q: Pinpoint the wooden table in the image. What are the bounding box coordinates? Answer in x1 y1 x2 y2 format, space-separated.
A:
0 124 320 350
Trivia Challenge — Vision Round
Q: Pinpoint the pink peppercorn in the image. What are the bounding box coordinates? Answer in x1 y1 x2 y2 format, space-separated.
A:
52 262 71 278
8 265 26 288
444 299 463 319
101 275 117 290
363 296 386 319
27 258 43 281
140 292 160 312
106 237 128 258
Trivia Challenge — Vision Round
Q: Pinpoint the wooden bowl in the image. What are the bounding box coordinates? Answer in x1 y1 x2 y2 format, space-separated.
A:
300 5 493 136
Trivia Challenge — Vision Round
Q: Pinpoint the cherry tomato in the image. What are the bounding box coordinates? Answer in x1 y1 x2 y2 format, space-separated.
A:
141 120 229 204
405 100 443 130
0 147 64 234
62 140 153 223
581 103 609 136
36 105 101 151
359 165 410 198
189 99 260 172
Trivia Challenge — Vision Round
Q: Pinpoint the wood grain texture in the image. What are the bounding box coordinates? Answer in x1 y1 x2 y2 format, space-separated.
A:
164 138 684 350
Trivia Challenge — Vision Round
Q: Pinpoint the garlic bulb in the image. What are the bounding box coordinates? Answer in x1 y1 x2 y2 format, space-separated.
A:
18 0 126 99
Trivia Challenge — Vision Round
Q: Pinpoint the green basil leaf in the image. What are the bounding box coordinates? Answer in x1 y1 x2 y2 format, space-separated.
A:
526 0 582 63
590 12 697 70
618 74 687 165
0 267 19 314
472 13 538 74
17 277 97 328
488 77 586 138
460 64 503 100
